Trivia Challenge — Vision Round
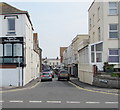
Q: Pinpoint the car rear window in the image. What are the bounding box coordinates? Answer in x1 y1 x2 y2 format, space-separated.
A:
60 71 68 74
42 73 50 75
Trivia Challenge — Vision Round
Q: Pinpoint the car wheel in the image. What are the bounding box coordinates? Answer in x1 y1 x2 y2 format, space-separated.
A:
41 80 43 82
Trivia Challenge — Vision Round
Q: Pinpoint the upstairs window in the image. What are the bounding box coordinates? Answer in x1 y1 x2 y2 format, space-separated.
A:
109 24 118 38
109 2 118 15
7 18 15 35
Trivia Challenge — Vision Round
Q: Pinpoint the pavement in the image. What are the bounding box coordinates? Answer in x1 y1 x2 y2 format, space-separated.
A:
0 78 40 91
70 77 120 95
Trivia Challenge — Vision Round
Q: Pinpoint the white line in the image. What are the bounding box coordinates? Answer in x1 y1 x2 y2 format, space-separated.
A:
105 102 118 104
46 101 61 103
66 101 80 104
9 100 23 103
86 102 100 104
0 101 4 103
29 101 42 103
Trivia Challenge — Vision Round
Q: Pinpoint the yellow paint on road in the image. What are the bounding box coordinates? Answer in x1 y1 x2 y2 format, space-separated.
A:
68 81 120 96
0 81 40 93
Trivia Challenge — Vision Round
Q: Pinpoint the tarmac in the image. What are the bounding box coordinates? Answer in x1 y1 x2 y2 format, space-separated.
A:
0 77 119 95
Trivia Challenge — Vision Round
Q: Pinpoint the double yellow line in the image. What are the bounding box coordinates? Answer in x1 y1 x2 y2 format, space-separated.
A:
68 81 120 96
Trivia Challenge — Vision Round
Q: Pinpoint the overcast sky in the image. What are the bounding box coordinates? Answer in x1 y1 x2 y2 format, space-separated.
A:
3 0 93 58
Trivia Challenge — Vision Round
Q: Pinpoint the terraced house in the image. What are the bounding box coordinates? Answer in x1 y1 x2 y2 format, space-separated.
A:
0 2 42 87
88 0 120 71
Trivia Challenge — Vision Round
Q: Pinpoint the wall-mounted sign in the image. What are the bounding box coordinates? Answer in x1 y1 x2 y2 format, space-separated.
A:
99 79 108 84
0 37 23 43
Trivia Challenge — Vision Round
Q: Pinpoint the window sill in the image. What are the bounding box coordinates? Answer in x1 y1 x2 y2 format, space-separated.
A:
108 14 118 16
6 34 16 36
108 38 119 40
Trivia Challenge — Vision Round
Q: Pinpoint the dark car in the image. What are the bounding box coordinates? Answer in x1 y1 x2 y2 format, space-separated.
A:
58 70 70 81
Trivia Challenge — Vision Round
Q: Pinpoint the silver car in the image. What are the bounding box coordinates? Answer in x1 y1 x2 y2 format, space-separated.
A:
40 72 52 82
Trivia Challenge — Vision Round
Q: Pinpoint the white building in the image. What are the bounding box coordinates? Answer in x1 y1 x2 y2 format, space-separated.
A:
42 58 60 69
88 0 120 71
78 0 120 85
0 2 41 87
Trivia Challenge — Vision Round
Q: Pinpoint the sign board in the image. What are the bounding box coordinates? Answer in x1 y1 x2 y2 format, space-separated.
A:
0 37 23 43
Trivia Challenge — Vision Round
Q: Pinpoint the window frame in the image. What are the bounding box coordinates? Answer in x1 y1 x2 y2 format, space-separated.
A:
0 44 3 57
7 17 16 35
13 43 23 57
4 43 13 56
90 42 103 63
109 2 118 15
108 49 120 64
109 24 118 39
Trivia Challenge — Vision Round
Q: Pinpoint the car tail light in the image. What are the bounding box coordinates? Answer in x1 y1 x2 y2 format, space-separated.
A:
41 75 45 77
49 75 52 77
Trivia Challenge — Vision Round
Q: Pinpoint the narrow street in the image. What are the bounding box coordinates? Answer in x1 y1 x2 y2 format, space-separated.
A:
1 78 118 108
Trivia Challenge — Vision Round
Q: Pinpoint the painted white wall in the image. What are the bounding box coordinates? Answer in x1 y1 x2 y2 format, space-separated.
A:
0 68 22 87
0 12 40 87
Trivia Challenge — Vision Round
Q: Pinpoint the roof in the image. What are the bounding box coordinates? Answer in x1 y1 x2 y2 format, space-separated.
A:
0 2 27 14
0 2 33 30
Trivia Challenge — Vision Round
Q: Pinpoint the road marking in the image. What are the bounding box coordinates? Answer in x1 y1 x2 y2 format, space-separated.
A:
86 102 100 104
46 101 61 103
29 101 42 103
68 81 119 96
0 101 4 103
9 100 23 103
105 102 118 104
66 101 80 104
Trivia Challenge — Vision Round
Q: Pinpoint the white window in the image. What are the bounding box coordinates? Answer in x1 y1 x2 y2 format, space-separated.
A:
91 42 103 63
0 44 3 56
4 44 12 56
109 49 119 63
109 24 118 38
7 18 15 34
109 2 118 15
13 44 22 56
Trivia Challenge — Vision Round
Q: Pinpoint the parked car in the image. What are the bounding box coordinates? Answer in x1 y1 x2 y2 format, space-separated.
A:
58 70 70 81
40 72 52 82
43 69 54 78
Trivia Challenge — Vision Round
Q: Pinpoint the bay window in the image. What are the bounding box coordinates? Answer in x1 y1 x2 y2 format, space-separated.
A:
91 42 103 63
13 44 22 56
4 43 12 56
0 44 3 56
